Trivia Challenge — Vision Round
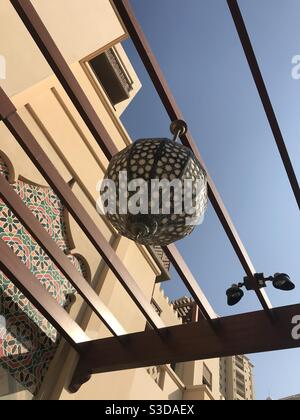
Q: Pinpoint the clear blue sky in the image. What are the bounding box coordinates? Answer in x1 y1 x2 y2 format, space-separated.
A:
121 0 300 400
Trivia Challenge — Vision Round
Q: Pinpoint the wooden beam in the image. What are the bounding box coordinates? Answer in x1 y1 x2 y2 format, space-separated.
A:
227 0 300 211
11 0 224 324
0 87 164 331
10 0 118 161
9 0 271 316
164 244 218 321
0 175 126 336
0 238 89 351
7 0 220 325
72 304 300 378
112 0 272 313
8 0 275 321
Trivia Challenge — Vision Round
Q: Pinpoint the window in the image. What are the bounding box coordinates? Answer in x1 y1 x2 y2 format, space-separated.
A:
151 299 162 316
236 372 246 399
235 356 244 371
89 47 133 106
235 355 244 363
145 299 162 331
202 364 213 391
236 386 246 399
236 371 245 383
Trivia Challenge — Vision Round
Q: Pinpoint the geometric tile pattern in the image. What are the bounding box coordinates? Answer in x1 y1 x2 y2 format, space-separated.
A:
0 155 86 396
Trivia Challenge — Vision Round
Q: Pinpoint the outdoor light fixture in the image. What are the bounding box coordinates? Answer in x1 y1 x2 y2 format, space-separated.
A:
101 120 208 246
226 273 296 306
226 284 245 306
272 273 295 291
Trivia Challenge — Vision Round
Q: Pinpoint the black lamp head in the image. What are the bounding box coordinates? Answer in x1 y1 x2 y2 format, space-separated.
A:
272 273 295 291
226 284 244 306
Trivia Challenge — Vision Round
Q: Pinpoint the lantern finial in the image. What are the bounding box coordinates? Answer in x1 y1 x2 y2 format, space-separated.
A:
170 120 188 141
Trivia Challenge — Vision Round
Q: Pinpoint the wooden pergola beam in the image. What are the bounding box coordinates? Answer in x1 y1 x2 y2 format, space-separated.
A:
227 0 300 211
0 87 164 331
71 303 300 383
9 0 118 161
9 0 218 322
112 0 272 313
164 244 218 320
0 175 126 337
0 239 90 350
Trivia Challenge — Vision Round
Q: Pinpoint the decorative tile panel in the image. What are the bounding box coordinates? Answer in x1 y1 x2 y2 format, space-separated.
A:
0 155 87 396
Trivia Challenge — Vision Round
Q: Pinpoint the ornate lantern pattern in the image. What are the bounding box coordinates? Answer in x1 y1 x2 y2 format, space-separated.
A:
101 122 208 246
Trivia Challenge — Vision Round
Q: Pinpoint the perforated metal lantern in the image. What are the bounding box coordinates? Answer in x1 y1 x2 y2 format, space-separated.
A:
101 121 208 246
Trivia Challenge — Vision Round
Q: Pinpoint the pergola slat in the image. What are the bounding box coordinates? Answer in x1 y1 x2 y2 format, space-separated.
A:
0 175 126 337
9 0 118 161
9 0 218 321
0 238 89 350
112 0 272 313
71 303 300 377
227 0 300 211
1 0 297 392
163 244 218 321
0 87 165 331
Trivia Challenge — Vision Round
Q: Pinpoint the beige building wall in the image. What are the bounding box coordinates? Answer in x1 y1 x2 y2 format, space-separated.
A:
0 0 126 96
1 0 223 401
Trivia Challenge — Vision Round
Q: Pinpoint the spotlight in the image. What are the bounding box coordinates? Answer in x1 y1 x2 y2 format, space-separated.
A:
226 284 244 306
272 273 295 291
226 272 295 306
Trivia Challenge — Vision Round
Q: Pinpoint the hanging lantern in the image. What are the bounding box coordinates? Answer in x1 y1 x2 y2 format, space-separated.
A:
101 120 208 246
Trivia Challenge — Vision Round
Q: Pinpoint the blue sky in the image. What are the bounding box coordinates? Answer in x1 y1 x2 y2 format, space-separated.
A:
121 0 300 400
